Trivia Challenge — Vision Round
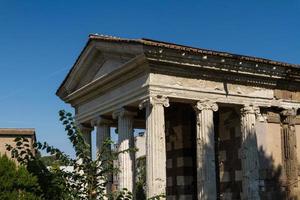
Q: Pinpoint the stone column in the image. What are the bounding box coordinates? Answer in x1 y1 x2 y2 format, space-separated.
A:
92 117 112 155
113 108 136 192
92 117 113 194
281 108 298 188
194 99 218 200
139 95 169 199
78 124 93 158
240 105 260 200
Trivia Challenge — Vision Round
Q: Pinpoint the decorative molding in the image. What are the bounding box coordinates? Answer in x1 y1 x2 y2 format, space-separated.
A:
240 104 260 115
194 99 218 112
139 95 170 110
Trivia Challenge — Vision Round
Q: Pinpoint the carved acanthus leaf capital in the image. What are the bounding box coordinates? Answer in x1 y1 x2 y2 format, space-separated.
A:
241 104 260 116
112 108 136 119
139 95 169 110
194 99 218 112
91 116 112 127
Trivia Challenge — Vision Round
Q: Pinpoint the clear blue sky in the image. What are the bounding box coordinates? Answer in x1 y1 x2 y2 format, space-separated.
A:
0 1 299 157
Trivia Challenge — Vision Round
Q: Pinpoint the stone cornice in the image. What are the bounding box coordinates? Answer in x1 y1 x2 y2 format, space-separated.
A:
148 60 300 91
145 46 300 83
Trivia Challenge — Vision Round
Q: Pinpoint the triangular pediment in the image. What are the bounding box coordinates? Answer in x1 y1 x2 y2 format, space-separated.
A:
93 56 126 80
58 40 142 97
74 53 129 90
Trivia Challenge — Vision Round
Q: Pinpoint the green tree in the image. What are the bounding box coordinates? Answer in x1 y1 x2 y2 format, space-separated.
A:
0 154 42 200
135 156 146 200
7 110 132 200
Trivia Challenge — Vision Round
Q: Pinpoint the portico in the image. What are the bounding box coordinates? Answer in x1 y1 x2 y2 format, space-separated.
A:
57 34 300 199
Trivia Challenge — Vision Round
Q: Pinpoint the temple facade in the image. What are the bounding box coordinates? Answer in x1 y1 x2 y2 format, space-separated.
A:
57 34 300 200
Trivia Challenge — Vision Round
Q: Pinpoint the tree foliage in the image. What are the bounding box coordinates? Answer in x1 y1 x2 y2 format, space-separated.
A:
6 110 132 200
6 110 166 199
135 156 146 200
0 154 42 200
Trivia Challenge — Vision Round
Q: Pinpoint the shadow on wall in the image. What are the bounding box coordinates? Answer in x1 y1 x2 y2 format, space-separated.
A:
258 146 291 200
215 108 296 200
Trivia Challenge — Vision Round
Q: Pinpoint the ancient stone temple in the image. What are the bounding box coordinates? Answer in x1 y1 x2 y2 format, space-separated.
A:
56 34 300 200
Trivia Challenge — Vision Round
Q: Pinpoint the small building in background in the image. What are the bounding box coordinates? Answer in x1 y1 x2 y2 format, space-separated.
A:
0 128 36 158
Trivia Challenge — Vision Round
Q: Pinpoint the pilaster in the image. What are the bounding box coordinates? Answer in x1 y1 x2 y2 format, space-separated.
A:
139 95 169 199
240 105 260 200
194 99 218 200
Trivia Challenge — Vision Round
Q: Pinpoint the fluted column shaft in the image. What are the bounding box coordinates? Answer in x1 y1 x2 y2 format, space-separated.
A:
93 118 111 155
92 117 113 195
140 95 169 198
194 100 218 200
240 105 260 200
281 109 298 187
113 109 135 192
79 124 93 158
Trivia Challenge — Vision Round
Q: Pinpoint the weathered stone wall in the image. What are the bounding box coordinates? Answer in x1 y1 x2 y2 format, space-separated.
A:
256 118 285 199
0 135 35 159
256 110 300 199
165 103 197 199
218 108 243 199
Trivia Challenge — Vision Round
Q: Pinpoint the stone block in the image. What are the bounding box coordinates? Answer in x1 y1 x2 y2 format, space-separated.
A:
176 176 193 186
167 195 176 200
167 177 173 187
219 150 227 162
220 171 230 182
167 159 173 169
177 157 193 167
220 192 232 200
235 170 242 181
166 142 172 151
178 195 193 200
220 130 231 141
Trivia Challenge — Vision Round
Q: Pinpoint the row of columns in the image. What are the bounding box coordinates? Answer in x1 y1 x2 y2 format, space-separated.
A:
78 96 272 199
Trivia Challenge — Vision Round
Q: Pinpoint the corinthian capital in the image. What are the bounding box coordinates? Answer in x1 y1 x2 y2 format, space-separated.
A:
139 95 169 110
194 99 218 112
241 104 260 116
